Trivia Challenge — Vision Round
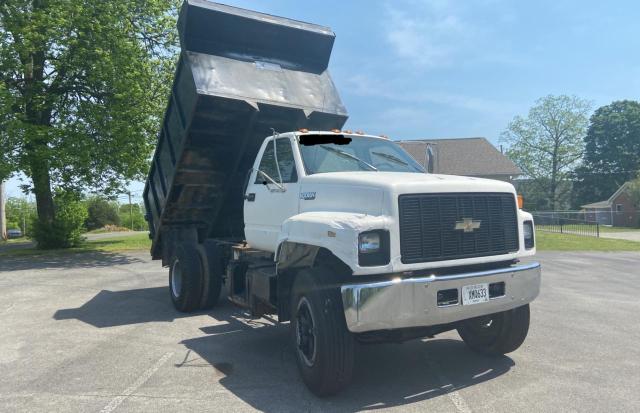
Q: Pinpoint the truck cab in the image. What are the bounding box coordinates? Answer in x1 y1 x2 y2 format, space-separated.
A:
240 130 540 394
241 129 539 316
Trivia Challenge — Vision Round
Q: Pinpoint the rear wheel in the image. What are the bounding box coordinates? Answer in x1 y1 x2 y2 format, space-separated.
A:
457 304 530 355
198 241 224 310
290 268 354 396
169 244 204 313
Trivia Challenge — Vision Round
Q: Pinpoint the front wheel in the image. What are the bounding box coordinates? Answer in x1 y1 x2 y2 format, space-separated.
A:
290 269 354 396
457 304 530 355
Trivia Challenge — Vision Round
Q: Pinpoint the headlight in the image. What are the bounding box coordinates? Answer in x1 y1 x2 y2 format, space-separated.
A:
358 232 381 254
523 220 534 249
358 230 390 267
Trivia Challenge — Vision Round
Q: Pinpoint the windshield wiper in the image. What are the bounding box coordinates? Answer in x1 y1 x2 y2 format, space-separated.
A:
319 145 378 171
372 151 408 166
372 151 424 172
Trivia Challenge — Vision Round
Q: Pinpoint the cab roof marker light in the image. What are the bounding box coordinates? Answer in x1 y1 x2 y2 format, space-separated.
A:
298 128 309 133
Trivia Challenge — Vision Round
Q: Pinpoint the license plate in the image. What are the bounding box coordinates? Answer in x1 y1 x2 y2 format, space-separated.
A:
462 283 489 305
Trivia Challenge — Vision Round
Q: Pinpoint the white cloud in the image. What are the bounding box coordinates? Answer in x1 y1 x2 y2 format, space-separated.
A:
383 0 518 68
384 0 475 67
346 73 515 117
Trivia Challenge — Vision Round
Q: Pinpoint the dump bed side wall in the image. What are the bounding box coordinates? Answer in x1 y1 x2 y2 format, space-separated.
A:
145 55 198 242
143 1 348 260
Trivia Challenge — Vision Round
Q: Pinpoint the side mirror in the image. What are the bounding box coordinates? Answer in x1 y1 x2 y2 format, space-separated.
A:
256 169 286 192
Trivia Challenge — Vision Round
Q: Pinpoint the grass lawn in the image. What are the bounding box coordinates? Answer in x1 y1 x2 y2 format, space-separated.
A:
3 230 638 257
536 230 640 251
598 226 640 233
1 238 30 244
0 233 151 257
85 227 133 234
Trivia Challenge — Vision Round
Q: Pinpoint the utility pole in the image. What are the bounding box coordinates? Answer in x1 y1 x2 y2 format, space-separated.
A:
128 191 133 231
0 180 6 241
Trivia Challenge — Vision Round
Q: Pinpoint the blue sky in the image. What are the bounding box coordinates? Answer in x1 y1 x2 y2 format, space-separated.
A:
6 0 640 199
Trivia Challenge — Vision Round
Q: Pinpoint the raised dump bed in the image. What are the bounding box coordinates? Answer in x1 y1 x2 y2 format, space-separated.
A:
144 0 348 260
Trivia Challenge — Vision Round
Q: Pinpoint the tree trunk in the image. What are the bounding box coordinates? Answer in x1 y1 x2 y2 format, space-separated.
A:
22 8 56 226
550 139 560 211
30 158 55 225
0 180 7 241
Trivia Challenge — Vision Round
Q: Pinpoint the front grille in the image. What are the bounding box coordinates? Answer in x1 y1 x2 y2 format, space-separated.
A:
399 193 519 264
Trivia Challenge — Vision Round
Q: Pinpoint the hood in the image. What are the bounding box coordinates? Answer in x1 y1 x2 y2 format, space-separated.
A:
298 171 516 217
301 171 516 195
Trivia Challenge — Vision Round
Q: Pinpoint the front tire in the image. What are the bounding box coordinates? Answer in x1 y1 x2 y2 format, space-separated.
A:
457 304 530 355
290 268 354 396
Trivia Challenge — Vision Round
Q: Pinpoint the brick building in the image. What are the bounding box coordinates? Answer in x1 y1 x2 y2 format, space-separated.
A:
582 182 639 227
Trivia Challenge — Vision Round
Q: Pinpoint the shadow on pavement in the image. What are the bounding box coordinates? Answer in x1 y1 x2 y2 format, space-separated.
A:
181 310 514 412
0 251 145 272
54 286 192 327
55 286 514 410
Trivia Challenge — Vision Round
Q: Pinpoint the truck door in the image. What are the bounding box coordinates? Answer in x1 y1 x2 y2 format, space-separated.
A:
244 137 300 252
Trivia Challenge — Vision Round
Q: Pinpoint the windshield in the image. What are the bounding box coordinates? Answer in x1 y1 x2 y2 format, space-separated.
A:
299 135 425 175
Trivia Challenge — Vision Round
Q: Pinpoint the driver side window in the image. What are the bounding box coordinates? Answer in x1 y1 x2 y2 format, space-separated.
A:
255 139 298 184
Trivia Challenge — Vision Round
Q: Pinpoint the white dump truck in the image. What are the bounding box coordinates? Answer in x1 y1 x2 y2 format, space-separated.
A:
144 0 541 396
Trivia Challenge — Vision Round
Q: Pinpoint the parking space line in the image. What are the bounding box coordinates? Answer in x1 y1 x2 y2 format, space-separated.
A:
426 357 473 413
99 352 174 413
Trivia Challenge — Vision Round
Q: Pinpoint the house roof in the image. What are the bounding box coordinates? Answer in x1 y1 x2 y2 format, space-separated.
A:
581 182 631 209
581 200 611 209
395 138 522 177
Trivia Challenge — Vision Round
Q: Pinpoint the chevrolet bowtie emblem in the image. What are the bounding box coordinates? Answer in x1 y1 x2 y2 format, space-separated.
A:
455 218 482 233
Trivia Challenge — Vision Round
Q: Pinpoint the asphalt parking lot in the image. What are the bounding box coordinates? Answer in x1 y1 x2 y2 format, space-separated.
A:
1 251 639 412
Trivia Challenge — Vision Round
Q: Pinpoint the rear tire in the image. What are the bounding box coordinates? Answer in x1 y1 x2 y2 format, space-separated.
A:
457 304 530 355
198 241 224 310
290 268 354 396
169 244 204 313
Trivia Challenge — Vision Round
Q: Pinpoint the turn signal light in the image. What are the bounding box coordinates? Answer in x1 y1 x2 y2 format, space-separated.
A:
517 194 524 209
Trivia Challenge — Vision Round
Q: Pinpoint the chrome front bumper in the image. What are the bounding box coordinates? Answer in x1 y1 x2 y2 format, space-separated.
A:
341 262 541 333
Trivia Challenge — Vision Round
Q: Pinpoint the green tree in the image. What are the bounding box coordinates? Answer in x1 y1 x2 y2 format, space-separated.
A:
85 197 120 231
5 196 37 235
573 101 640 207
501 95 592 210
626 176 640 210
118 202 146 231
0 0 178 247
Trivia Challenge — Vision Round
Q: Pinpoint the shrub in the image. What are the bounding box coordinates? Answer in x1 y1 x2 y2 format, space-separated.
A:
32 195 88 249
118 203 147 231
85 197 121 231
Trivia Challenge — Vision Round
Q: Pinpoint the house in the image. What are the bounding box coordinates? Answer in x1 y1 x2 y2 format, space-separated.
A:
395 138 522 183
582 182 639 227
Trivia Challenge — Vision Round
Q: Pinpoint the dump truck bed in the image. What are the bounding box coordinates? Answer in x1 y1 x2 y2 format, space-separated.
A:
143 0 348 259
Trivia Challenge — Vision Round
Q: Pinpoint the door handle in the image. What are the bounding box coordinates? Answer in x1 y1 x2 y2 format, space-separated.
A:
244 193 256 202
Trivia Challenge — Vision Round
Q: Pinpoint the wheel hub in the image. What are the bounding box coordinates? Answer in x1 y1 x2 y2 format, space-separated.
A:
171 260 183 298
295 297 317 367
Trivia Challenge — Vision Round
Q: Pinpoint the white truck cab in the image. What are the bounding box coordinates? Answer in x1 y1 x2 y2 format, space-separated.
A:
241 129 540 352
245 131 537 272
